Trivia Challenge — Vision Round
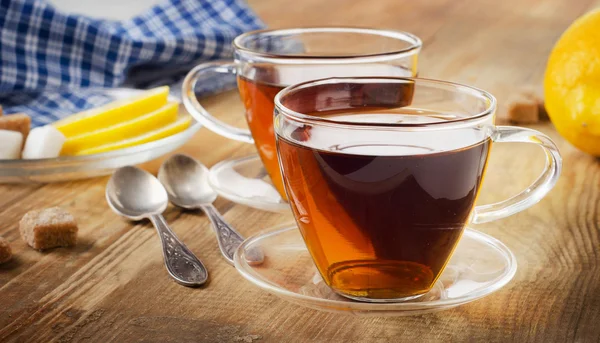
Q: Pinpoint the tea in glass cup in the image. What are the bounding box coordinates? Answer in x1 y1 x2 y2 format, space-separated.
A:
274 77 561 302
182 28 422 199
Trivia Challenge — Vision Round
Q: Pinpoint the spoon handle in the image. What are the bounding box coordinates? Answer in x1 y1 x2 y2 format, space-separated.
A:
201 204 263 265
149 214 208 287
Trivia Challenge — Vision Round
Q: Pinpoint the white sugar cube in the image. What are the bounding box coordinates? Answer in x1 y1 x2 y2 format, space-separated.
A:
22 126 66 159
0 130 23 159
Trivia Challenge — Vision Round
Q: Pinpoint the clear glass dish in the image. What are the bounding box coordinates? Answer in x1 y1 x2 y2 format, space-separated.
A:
0 88 201 183
208 154 290 213
234 224 517 316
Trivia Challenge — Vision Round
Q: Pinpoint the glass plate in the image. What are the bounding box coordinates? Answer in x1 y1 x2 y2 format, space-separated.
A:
0 88 201 183
234 224 517 316
208 154 290 213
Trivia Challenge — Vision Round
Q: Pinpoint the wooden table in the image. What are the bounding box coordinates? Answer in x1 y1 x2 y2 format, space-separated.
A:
2 0 599 342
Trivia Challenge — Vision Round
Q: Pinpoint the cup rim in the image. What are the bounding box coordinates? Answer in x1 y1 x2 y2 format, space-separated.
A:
274 76 497 130
233 27 422 61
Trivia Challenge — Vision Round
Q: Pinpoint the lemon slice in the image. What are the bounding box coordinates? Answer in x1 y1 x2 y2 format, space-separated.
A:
61 102 179 155
53 86 169 137
74 115 192 156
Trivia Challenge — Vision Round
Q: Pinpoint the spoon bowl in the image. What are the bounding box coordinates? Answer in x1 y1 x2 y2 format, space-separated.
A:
159 154 217 208
106 166 169 220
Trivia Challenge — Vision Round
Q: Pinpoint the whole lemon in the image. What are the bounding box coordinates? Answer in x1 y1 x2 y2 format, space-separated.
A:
544 9 600 156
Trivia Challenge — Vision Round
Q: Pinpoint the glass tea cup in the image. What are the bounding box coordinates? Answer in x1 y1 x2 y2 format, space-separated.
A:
273 77 562 302
182 28 422 200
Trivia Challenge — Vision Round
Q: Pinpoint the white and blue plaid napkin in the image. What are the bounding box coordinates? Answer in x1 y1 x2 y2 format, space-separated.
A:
0 0 264 127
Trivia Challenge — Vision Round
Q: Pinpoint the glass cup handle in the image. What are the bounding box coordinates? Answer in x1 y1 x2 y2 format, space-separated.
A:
181 62 254 144
472 126 562 224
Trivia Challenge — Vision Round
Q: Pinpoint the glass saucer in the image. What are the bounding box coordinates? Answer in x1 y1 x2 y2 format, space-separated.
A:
208 154 290 213
234 224 517 316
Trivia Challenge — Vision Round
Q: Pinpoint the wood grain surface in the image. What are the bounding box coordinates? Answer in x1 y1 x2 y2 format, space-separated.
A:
2 0 600 342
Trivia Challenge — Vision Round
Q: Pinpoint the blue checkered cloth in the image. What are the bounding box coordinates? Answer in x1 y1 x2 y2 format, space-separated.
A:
0 0 264 127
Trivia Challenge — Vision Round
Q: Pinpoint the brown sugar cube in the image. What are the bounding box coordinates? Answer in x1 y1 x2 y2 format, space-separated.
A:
508 94 540 124
0 236 12 264
508 91 550 124
522 91 549 121
0 113 30 140
19 207 78 250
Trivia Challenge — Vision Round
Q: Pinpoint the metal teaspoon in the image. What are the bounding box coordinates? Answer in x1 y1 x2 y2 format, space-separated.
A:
158 154 264 265
106 166 208 287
